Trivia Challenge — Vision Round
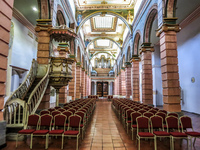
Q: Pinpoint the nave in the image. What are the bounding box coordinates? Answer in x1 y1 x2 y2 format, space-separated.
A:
3 101 200 150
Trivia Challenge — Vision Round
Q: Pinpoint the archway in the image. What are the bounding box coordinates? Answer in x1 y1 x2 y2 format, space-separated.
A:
37 0 51 19
133 32 141 55
143 5 158 43
165 0 177 18
56 10 66 25
77 46 81 62
76 10 132 34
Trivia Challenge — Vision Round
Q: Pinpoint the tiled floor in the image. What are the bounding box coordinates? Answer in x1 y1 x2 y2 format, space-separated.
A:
3 101 200 150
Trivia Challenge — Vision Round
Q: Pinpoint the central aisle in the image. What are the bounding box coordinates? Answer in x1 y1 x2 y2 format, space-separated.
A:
80 101 135 150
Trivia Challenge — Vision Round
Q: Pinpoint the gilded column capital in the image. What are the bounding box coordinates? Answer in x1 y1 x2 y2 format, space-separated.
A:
139 43 154 54
156 18 180 37
130 55 141 62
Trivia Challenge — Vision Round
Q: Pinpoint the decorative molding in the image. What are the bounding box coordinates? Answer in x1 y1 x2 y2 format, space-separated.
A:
74 0 136 10
179 5 200 29
90 17 118 32
12 8 37 36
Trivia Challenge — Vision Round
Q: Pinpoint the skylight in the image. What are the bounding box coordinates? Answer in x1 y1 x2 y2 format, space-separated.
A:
94 16 113 28
96 40 110 47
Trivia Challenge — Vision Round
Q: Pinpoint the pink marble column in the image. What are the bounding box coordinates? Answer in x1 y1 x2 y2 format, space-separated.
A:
131 56 140 102
157 21 181 112
68 62 76 100
75 63 82 99
140 43 154 105
125 63 132 98
121 69 126 96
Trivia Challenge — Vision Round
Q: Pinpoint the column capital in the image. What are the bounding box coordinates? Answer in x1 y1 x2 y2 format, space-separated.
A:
76 62 82 67
125 62 132 68
139 43 154 54
35 22 52 32
130 55 141 62
121 67 125 71
156 18 180 37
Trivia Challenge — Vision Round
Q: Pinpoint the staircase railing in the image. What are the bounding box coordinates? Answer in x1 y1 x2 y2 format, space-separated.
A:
4 59 37 127
5 59 37 104
25 62 50 124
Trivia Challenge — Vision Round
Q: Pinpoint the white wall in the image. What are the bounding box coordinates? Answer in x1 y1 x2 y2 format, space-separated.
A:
11 17 38 70
177 16 200 114
152 45 163 106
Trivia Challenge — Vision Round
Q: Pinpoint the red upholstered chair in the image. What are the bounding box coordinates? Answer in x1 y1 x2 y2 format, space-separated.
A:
150 116 170 149
133 107 140 111
47 114 67 149
62 115 81 150
126 109 135 133
30 114 53 149
180 116 200 148
149 109 157 115
64 106 70 110
136 116 156 150
75 111 86 139
68 108 76 114
143 112 154 118
155 112 166 125
55 106 61 109
131 112 142 140
52 110 61 117
16 114 40 147
168 112 178 118
40 110 50 116
58 108 66 112
158 109 167 115
138 109 146 115
48 108 56 114
62 111 73 127
166 116 189 150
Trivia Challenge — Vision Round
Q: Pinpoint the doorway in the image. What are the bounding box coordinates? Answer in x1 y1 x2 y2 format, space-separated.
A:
97 82 108 97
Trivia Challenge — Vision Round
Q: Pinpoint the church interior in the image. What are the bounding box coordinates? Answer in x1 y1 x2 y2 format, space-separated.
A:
0 0 200 149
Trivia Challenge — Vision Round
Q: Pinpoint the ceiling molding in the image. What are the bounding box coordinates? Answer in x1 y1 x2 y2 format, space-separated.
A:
90 17 118 32
12 8 37 36
74 0 136 10
85 33 122 38
179 5 200 29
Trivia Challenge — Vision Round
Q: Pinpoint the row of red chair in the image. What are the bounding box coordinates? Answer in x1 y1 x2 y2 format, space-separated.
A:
16 98 96 149
112 98 200 150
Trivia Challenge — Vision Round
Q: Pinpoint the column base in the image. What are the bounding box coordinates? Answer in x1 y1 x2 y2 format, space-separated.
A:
163 103 181 112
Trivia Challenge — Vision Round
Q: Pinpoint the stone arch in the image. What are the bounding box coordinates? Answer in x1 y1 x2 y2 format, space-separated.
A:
37 0 51 19
133 31 141 55
143 5 158 43
90 52 115 60
165 0 177 18
126 46 131 62
77 10 132 34
57 10 66 25
87 37 121 51
56 5 66 25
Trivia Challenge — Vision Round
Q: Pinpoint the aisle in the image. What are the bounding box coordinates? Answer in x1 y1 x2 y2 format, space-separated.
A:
80 101 135 150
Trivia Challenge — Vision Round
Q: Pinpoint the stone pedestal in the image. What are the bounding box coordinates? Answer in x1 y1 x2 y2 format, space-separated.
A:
131 57 140 102
140 43 154 105
125 64 132 98
157 21 181 112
